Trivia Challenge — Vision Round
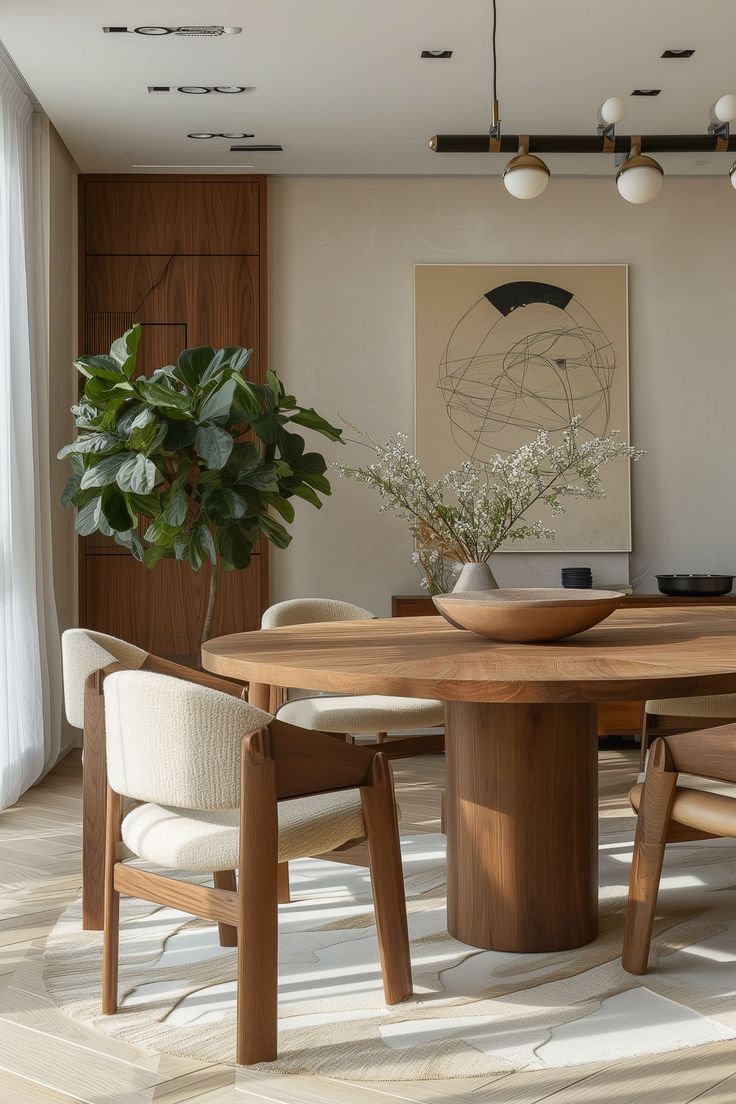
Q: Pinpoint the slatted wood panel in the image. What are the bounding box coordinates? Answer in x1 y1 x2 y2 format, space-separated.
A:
79 175 268 655
83 310 136 354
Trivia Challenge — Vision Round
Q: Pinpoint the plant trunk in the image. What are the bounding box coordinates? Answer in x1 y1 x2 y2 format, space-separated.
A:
201 559 219 648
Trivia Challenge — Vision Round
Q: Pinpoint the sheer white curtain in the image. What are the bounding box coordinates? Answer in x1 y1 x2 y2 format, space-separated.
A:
0 55 62 809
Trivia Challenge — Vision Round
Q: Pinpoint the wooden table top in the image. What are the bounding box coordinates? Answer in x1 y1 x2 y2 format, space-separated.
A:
202 607 736 704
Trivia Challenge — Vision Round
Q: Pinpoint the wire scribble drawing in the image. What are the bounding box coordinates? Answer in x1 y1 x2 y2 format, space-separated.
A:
438 280 616 463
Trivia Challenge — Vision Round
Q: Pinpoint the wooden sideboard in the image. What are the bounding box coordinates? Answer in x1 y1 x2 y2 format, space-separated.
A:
391 593 736 737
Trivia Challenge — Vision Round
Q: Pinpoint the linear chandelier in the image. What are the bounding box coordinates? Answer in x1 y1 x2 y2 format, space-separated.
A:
429 0 736 203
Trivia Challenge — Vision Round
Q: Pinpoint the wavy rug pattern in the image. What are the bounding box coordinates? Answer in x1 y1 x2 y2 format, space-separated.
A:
43 826 736 1080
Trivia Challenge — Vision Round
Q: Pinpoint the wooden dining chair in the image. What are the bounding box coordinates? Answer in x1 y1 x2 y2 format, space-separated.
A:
260 598 445 754
61 628 265 933
623 722 736 975
639 692 736 768
101 667 413 1065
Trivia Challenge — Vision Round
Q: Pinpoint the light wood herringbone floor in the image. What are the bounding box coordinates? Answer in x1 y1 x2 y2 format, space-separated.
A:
2 747 736 1104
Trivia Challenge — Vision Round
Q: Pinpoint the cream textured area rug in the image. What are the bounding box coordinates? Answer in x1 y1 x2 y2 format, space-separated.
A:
43 827 736 1081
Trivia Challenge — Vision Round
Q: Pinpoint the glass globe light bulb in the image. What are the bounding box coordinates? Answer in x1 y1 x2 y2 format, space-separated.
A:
714 94 736 124
616 154 664 204
600 97 626 125
503 153 550 199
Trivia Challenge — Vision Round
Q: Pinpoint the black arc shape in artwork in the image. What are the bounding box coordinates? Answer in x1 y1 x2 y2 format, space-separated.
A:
484 281 574 316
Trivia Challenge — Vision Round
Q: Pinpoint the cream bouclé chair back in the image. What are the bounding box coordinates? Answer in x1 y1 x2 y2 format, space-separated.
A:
261 597 374 629
61 628 149 730
105 670 271 810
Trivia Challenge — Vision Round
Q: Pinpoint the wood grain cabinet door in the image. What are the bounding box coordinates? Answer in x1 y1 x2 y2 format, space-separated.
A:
84 181 260 255
78 175 268 657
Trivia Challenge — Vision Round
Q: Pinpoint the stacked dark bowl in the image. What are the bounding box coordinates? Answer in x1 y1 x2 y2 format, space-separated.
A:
561 567 593 590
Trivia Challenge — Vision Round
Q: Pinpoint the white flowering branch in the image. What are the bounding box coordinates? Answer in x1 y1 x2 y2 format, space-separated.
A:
338 418 643 566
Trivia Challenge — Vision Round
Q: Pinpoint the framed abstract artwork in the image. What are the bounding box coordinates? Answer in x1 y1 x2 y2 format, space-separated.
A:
414 264 631 552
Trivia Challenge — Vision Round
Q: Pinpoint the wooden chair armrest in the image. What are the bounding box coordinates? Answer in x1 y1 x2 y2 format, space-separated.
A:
377 733 445 759
265 717 375 798
648 712 736 737
142 654 248 699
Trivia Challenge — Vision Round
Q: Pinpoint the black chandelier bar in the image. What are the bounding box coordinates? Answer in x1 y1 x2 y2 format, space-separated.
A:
429 133 736 155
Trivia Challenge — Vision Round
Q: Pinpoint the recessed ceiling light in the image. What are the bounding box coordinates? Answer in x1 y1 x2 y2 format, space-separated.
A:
130 163 254 169
104 25 242 36
421 50 453 59
188 132 255 139
147 86 254 95
661 49 695 58
230 144 283 152
631 89 661 96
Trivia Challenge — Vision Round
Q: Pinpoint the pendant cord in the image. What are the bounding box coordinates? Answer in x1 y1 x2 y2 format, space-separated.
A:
492 0 497 102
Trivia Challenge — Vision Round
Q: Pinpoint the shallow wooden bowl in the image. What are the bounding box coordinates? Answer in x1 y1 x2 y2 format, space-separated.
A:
432 587 626 643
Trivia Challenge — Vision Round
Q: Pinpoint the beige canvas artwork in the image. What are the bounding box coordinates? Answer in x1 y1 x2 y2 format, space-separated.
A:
415 264 631 552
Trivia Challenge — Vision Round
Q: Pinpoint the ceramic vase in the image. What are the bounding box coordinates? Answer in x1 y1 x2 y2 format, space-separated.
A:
452 561 499 593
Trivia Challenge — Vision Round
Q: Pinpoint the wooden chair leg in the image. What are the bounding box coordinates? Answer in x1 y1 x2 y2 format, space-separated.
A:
639 712 651 770
440 788 446 835
277 861 290 904
623 739 678 976
377 732 387 744
82 673 107 931
360 755 412 1005
247 681 271 712
237 730 279 1065
102 787 122 1014
213 871 238 946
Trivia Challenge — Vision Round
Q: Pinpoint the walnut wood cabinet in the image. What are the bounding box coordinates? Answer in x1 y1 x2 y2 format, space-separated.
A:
78 175 269 657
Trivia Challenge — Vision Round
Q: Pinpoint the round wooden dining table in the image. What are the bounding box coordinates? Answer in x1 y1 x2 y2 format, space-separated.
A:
202 606 736 954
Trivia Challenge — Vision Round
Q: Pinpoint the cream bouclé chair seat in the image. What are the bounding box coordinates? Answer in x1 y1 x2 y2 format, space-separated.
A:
122 788 366 873
277 694 444 732
263 598 445 736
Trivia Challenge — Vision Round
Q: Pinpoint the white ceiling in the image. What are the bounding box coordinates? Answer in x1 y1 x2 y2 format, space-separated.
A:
2 0 736 176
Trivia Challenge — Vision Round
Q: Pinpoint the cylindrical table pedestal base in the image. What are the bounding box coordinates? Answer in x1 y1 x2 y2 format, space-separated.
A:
445 700 598 952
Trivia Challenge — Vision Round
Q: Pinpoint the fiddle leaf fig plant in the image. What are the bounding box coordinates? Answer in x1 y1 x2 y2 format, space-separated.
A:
59 324 341 643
